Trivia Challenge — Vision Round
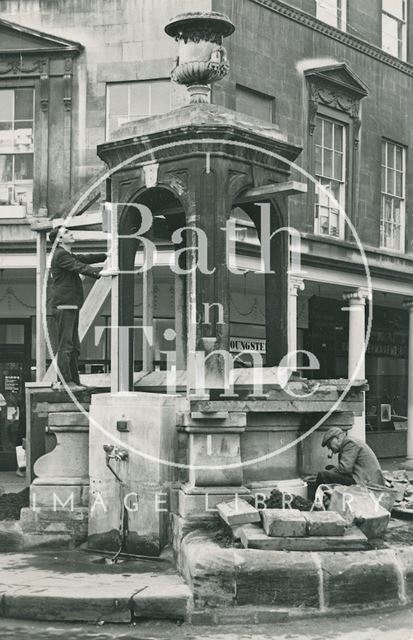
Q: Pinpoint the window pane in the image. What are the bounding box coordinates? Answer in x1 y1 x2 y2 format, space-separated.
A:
0 90 14 122
14 154 33 180
14 124 34 153
324 120 333 149
334 152 343 180
396 171 403 197
0 128 15 153
334 124 343 152
383 0 405 21
395 146 403 171
319 208 330 234
129 82 150 116
0 155 12 182
108 84 129 117
315 118 323 145
14 182 32 210
387 143 395 167
315 145 322 175
317 0 339 28
382 14 399 57
14 89 34 120
323 149 333 177
394 199 401 224
151 81 171 115
381 142 386 165
387 168 394 193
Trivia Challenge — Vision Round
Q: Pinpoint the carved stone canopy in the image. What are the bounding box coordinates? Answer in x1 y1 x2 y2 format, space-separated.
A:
0 18 83 78
305 63 369 138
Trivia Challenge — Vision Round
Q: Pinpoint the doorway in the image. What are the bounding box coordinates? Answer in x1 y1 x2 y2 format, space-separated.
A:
0 319 32 470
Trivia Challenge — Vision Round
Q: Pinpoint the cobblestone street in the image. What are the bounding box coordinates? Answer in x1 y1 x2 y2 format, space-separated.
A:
0 609 412 640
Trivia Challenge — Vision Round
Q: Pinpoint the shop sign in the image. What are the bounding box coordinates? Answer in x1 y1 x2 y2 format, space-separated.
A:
4 375 20 394
230 337 266 354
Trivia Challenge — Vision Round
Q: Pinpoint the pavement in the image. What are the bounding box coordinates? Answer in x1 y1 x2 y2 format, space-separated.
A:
0 471 28 495
0 548 191 623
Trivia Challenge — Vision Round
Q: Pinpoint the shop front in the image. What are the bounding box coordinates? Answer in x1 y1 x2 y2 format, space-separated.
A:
0 318 31 470
306 296 408 459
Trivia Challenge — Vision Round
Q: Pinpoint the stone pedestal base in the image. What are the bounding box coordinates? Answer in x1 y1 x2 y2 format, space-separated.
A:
25 407 90 545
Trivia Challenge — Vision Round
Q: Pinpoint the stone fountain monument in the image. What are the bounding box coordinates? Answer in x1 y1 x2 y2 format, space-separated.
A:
22 12 364 559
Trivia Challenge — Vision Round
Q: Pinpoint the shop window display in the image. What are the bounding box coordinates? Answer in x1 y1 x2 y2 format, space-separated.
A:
0 88 34 216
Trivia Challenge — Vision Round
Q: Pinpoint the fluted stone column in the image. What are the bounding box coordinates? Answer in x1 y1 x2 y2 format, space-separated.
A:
288 275 305 370
403 300 413 469
343 289 369 441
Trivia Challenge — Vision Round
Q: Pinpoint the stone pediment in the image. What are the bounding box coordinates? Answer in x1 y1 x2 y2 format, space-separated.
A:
0 18 83 55
304 63 369 99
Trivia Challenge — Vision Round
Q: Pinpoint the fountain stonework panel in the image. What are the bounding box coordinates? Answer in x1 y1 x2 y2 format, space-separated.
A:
88 392 187 556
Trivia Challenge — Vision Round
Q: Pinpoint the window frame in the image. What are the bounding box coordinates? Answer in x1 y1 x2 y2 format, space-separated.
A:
105 79 172 141
380 139 406 253
314 115 348 239
381 0 407 60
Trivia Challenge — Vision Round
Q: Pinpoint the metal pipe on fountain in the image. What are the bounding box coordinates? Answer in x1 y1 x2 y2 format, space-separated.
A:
102 444 130 563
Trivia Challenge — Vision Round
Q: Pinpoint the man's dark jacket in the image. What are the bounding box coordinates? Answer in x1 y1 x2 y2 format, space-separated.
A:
51 247 106 310
334 435 385 486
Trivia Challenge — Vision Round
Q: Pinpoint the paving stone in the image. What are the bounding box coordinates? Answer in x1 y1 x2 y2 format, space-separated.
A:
261 508 307 537
305 511 346 537
329 485 390 539
234 547 319 608
217 498 260 526
240 523 368 551
132 576 191 620
0 521 24 552
321 550 400 608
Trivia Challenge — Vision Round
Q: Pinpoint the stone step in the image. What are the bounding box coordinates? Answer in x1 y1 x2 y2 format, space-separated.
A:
240 523 369 551
0 550 192 623
48 412 89 427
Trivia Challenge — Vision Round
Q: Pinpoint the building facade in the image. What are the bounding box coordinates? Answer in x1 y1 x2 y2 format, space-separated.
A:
0 0 412 467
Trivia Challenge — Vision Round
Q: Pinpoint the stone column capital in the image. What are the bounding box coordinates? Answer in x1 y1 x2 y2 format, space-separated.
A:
343 288 370 305
289 275 305 296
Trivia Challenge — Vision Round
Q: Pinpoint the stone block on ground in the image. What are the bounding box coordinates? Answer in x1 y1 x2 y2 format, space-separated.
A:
304 511 346 537
328 485 390 539
217 498 260 526
261 509 307 538
240 523 368 551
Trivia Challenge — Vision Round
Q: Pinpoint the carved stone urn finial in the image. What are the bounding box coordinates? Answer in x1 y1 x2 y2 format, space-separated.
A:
165 11 235 104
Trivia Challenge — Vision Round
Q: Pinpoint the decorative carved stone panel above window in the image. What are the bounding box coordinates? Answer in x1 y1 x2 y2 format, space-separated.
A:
305 63 368 138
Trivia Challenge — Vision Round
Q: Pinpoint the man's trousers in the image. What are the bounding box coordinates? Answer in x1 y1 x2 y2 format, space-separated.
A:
54 308 81 385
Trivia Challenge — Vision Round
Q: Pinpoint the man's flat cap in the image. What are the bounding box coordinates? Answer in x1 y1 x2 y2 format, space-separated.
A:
322 427 344 447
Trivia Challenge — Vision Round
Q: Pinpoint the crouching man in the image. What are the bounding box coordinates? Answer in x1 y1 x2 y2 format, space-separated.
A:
317 427 385 488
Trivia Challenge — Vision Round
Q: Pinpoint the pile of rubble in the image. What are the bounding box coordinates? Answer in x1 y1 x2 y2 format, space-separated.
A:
383 469 413 514
216 484 393 552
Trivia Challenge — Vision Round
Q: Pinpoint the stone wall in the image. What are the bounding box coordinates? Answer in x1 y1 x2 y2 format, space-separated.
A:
213 0 413 252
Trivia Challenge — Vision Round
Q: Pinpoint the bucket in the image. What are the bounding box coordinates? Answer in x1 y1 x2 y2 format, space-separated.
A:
366 484 399 512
